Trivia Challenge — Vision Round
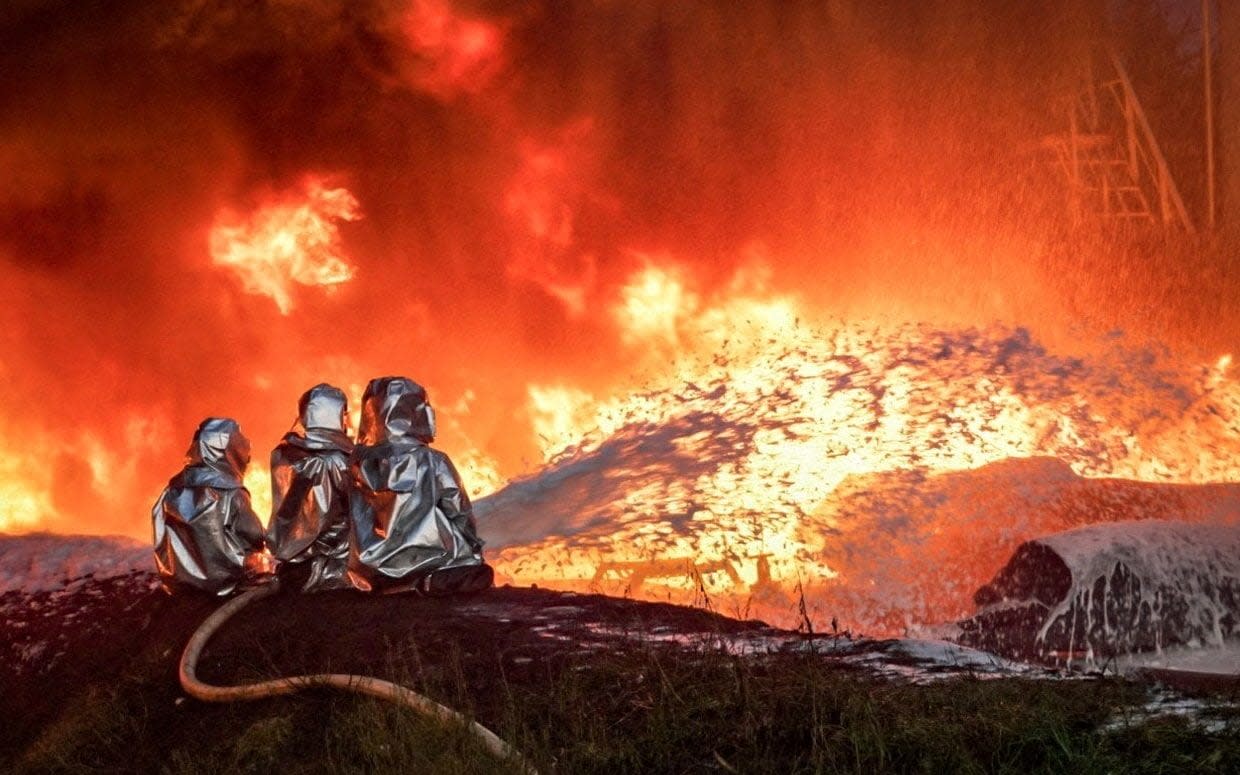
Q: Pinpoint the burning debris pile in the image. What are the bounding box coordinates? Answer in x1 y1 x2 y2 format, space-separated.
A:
478 322 1240 635
961 520 1240 661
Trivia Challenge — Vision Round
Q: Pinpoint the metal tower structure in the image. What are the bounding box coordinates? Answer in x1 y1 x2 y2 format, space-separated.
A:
1042 47 1194 233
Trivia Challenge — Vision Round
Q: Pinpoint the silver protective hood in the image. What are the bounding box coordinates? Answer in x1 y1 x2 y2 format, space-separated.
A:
267 384 356 592
152 418 266 595
348 377 483 592
357 375 436 445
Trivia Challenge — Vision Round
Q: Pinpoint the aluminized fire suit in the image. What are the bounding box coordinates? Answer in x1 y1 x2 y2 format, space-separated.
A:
348 376 490 594
152 417 266 595
267 383 355 592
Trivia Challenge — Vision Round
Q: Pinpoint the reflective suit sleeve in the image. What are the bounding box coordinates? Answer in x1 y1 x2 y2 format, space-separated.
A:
435 454 483 553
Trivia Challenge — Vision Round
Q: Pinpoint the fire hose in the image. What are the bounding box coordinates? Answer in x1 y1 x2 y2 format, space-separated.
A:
178 579 533 771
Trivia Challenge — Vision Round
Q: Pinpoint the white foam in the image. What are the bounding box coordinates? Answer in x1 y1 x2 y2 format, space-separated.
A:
1032 521 1240 655
0 533 148 593
1116 639 1240 676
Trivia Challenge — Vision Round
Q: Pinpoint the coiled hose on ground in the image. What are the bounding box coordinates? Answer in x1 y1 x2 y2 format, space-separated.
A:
179 580 533 771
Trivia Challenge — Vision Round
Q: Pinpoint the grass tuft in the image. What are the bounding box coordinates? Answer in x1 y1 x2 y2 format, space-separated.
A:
12 617 1240 774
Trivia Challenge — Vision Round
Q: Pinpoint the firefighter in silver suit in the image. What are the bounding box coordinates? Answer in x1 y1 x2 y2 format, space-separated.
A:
348 376 492 594
152 417 267 595
267 383 355 592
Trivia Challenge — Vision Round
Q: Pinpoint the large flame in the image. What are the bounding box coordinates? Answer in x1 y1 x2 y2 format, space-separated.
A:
209 178 360 315
480 260 1240 631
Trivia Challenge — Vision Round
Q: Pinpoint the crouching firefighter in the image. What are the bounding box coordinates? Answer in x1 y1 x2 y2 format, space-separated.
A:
267 383 355 592
152 417 268 595
348 376 492 594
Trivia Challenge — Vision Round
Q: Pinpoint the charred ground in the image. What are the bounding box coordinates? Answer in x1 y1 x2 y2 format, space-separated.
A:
3 572 1239 774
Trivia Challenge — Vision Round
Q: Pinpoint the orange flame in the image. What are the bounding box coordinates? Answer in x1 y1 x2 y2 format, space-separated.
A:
0 435 53 533
488 258 1240 631
402 0 504 97
615 260 698 346
209 177 360 315
503 122 600 315
242 463 272 529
